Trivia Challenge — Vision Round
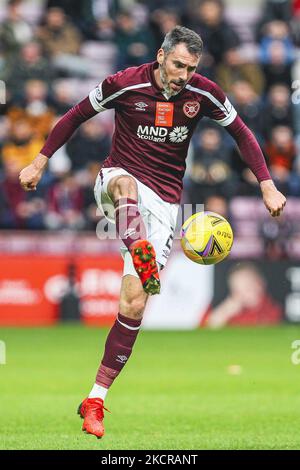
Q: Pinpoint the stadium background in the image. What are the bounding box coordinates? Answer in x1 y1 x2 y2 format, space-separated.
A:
0 0 299 328
1 0 300 451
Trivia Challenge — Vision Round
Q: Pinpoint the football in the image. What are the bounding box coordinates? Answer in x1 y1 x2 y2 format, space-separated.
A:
180 211 233 265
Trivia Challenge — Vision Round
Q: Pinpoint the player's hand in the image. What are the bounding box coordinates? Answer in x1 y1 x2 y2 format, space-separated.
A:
260 179 286 217
19 154 48 192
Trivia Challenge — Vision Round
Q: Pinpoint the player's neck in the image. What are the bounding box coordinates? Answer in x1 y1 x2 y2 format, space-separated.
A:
154 67 174 100
153 67 163 91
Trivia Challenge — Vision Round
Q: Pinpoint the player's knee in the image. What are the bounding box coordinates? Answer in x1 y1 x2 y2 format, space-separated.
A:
119 295 147 319
108 176 137 201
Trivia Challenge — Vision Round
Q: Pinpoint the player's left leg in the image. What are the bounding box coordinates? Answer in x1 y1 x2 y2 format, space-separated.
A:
78 274 148 438
80 170 178 438
108 174 160 295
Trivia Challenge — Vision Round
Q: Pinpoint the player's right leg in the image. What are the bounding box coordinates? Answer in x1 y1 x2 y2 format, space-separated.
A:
78 274 148 438
107 174 160 295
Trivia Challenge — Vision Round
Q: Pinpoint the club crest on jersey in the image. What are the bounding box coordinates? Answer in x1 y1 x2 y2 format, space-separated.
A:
183 101 200 118
135 101 148 111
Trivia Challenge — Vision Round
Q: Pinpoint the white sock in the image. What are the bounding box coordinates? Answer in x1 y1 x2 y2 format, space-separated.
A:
88 383 108 401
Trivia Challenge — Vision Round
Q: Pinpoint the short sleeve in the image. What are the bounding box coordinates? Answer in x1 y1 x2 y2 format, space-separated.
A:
202 82 237 127
89 71 125 112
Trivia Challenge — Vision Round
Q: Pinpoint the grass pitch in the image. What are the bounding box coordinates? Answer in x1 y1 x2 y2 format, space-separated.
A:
0 325 300 450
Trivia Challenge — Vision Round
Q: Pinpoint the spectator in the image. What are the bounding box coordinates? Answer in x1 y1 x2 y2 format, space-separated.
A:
37 7 84 76
1 119 44 169
256 0 292 42
0 157 25 228
0 0 33 61
262 84 293 138
148 0 186 15
264 125 296 173
188 127 236 203
233 167 262 197
45 0 96 39
191 0 240 66
150 9 181 51
233 124 297 197
38 7 82 57
8 41 54 95
7 79 55 138
264 126 300 197
80 162 102 230
262 40 293 91
230 81 263 139
0 156 46 229
115 11 155 69
95 16 115 42
66 119 111 171
45 172 85 230
216 47 265 95
50 80 75 115
229 84 262 196
259 21 294 90
0 45 12 84
291 0 300 46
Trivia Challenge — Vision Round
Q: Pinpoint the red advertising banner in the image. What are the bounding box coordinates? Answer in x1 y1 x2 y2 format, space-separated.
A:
1 249 297 328
0 255 66 326
0 254 123 326
77 255 122 326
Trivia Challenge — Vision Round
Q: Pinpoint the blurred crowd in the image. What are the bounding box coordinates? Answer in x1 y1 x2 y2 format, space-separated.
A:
0 0 300 258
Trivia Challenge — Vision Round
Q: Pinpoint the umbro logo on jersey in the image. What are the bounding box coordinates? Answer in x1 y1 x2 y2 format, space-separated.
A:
123 228 136 239
116 355 128 364
135 101 148 111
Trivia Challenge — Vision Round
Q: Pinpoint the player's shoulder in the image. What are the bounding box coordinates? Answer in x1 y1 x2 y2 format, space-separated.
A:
187 72 225 100
91 63 152 111
104 63 151 89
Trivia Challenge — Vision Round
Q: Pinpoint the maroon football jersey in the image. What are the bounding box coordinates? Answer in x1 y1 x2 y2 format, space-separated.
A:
89 61 237 204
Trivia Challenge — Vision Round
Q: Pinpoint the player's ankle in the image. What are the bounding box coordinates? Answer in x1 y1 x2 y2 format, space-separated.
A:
88 383 108 401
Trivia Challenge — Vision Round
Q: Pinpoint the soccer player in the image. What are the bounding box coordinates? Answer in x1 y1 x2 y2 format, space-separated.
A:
19 26 286 438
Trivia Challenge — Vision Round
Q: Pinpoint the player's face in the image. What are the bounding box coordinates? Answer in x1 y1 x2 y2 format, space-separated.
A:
157 43 200 96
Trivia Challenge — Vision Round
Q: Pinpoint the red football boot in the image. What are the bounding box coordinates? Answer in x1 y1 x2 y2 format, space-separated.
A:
130 240 160 295
77 397 109 438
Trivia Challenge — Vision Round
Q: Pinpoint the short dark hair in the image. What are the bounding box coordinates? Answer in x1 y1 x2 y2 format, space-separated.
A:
161 26 203 57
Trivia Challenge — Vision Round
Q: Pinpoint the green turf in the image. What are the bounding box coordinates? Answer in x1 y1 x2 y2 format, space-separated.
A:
0 325 300 450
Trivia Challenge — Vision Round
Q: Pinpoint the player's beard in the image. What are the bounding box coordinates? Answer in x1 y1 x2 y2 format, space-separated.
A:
159 61 185 98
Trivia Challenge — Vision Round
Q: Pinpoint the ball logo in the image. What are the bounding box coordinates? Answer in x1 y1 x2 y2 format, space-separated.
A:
183 101 200 118
180 211 233 265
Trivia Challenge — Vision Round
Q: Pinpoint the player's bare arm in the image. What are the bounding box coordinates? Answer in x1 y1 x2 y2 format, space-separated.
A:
260 179 286 217
19 153 48 191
